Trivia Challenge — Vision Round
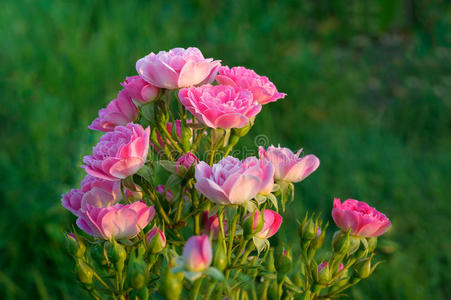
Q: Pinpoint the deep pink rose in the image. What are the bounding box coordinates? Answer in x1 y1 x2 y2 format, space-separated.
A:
62 189 84 216
244 209 282 239
195 156 263 205
176 152 199 173
121 75 159 104
89 90 139 132
83 123 150 181
136 47 220 89
146 227 166 248
202 211 228 239
76 201 155 239
242 157 275 195
258 145 320 183
216 66 286 105
179 85 262 129
332 198 391 237
183 234 212 272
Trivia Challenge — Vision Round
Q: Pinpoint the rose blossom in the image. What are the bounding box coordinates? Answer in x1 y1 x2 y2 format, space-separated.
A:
216 66 286 105
61 189 84 216
332 198 391 237
202 211 228 239
76 201 155 240
242 157 275 195
80 175 122 211
83 123 150 181
146 227 166 253
176 152 199 173
179 85 262 129
136 47 220 89
244 209 282 239
258 145 320 183
182 234 212 272
121 75 159 104
195 156 263 205
89 90 139 132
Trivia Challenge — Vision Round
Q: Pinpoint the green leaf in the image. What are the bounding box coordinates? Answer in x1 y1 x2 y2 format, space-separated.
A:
158 160 177 173
208 204 222 217
243 200 257 212
253 236 269 254
267 193 279 212
205 267 225 281
140 103 155 121
166 174 182 188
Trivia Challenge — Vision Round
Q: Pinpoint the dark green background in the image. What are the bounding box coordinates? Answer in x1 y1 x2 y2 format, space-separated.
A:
1 0 450 299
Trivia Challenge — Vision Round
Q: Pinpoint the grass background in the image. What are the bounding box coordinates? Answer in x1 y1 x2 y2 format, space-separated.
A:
0 0 450 299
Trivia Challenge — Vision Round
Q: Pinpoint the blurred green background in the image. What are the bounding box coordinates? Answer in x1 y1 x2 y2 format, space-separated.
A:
1 0 450 299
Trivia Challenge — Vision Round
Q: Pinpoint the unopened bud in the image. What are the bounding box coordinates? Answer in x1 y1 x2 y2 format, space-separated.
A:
146 227 166 254
310 227 326 250
367 237 378 253
160 267 184 300
181 125 192 153
91 246 108 266
332 231 350 254
128 252 148 290
66 233 86 258
317 262 330 284
348 236 361 255
213 243 228 271
131 287 149 300
243 210 264 239
232 122 252 137
354 257 372 279
274 246 292 274
299 218 316 251
76 260 93 285
107 240 127 273
265 248 276 273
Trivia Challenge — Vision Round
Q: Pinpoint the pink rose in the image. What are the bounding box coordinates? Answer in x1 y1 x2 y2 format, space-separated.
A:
195 156 262 205
146 227 166 253
121 75 159 104
332 198 391 237
176 152 199 173
80 175 122 211
89 90 139 132
179 85 262 129
76 201 155 239
62 188 84 216
258 145 320 183
136 47 220 89
83 123 150 181
202 211 228 239
156 185 174 202
242 157 275 195
244 209 282 239
182 234 212 272
216 66 286 105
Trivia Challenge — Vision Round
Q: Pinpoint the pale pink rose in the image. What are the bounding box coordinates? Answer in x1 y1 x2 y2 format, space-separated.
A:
332 198 391 237
146 227 166 248
244 209 282 239
258 145 320 183
76 201 155 239
176 152 199 173
156 185 174 202
89 90 139 132
83 123 150 181
179 85 262 129
242 157 275 195
136 47 220 89
80 175 122 211
202 211 228 239
62 189 84 216
216 66 286 105
121 75 159 104
195 156 262 205
182 234 212 272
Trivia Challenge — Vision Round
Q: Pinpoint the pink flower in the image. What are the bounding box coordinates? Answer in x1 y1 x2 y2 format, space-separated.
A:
176 152 199 173
195 156 263 205
89 90 139 132
156 185 174 202
62 189 84 216
80 175 122 211
136 47 220 89
146 227 166 248
182 234 212 272
202 211 228 239
332 198 391 237
244 209 282 239
258 145 320 183
83 123 150 181
242 157 275 195
179 85 262 129
216 66 286 105
121 75 159 104
76 201 155 239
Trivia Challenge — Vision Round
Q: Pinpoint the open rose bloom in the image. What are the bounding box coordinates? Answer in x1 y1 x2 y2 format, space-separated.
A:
62 47 392 298
332 198 391 237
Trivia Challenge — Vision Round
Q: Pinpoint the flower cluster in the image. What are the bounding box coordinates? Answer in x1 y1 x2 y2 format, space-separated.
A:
62 47 391 300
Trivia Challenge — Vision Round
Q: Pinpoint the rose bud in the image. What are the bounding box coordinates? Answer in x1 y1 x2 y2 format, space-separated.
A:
353 255 380 279
317 262 331 284
175 152 199 176
244 209 282 239
156 185 174 202
83 123 150 181
259 145 320 183
127 252 148 290
76 260 93 285
202 211 228 239
216 66 286 105
137 47 220 89
66 233 86 258
179 85 262 129
274 246 292 274
160 263 184 300
182 234 212 272
332 230 351 255
76 201 155 240
107 240 127 273
146 227 166 254
332 198 391 237
121 75 159 105
89 90 139 132
242 210 265 239
195 156 263 205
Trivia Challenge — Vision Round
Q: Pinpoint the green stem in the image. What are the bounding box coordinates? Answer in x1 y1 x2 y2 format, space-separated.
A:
190 277 203 300
92 271 111 291
175 185 185 222
218 209 228 255
227 210 240 264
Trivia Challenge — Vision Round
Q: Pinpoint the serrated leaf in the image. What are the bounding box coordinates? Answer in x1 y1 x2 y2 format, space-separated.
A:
140 103 155 121
205 267 225 281
136 165 153 183
158 160 177 173
224 205 237 227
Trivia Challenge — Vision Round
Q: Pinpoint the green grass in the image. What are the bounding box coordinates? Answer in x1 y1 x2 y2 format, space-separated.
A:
0 0 450 299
